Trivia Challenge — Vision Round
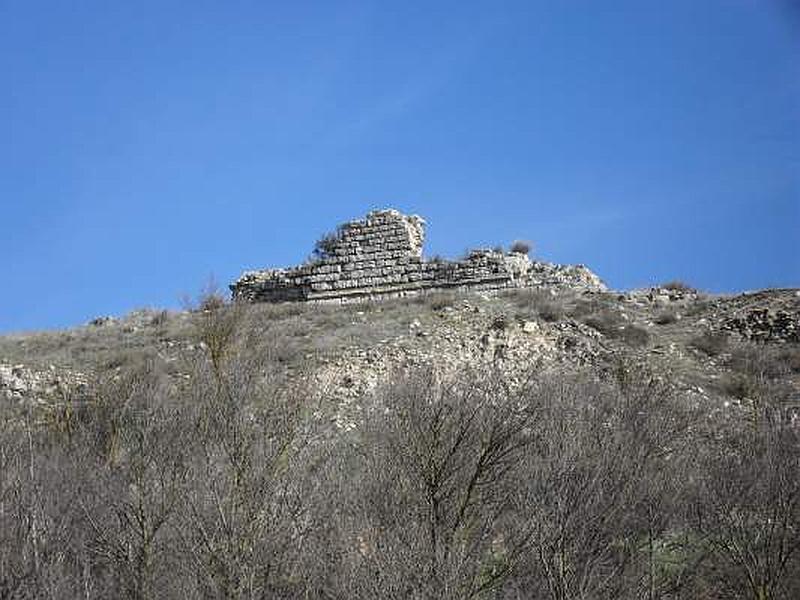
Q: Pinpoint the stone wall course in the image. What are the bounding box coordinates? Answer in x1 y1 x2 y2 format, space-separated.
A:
231 209 606 304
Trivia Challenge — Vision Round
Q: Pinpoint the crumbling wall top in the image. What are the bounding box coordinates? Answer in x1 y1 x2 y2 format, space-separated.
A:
320 209 426 261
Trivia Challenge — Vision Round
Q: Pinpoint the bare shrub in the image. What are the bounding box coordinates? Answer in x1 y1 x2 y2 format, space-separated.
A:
654 310 678 325
150 309 169 327
620 323 651 347
583 308 621 334
728 341 800 379
689 404 800 600
720 372 758 400
690 330 729 356
425 291 457 311
582 308 650 347
567 293 616 320
187 281 248 375
507 367 693 599
3 301 798 599
685 296 712 317
491 313 509 331
177 353 310 597
506 288 565 322
335 367 541 598
312 226 344 260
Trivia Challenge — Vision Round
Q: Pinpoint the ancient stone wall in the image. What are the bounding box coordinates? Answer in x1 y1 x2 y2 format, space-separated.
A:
231 209 605 303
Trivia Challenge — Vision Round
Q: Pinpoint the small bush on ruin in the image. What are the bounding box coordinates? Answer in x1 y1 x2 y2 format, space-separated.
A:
312 226 344 260
510 239 532 255
660 280 696 293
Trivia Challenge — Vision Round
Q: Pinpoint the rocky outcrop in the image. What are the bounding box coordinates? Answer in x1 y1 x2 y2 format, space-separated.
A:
231 209 606 303
714 289 800 343
0 363 88 405
722 308 799 343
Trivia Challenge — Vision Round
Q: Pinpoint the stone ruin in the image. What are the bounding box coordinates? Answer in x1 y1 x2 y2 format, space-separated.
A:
230 209 605 303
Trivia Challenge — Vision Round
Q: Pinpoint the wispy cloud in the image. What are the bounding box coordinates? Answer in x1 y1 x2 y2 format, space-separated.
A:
319 18 505 149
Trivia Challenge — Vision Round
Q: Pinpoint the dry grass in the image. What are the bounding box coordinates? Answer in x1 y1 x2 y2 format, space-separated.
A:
505 288 567 322
690 330 729 357
423 291 457 311
727 341 800 378
0 308 191 371
580 306 651 348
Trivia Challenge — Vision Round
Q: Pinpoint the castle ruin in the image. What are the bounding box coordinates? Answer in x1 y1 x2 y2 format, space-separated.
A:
230 209 605 303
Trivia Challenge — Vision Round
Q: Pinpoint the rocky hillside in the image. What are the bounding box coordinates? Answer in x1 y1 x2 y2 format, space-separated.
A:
2 282 800 599
3 284 798 423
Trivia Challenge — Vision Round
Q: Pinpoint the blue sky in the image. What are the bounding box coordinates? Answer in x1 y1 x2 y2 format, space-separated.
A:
1 1 798 332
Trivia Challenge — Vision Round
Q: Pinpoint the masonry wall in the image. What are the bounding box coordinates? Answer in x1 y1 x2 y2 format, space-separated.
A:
231 209 605 303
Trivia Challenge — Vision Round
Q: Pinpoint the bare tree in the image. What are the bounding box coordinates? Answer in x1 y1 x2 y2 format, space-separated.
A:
73 361 191 600
690 403 800 600
505 367 695 600
175 298 312 599
331 367 539 599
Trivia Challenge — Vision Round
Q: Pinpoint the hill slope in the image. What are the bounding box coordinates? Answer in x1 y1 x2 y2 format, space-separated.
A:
2 285 798 415
1 284 799 599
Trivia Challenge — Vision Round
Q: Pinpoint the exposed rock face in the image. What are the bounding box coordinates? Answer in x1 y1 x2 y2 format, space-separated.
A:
231 209 606 303
723 308 799 343
0 363 87 405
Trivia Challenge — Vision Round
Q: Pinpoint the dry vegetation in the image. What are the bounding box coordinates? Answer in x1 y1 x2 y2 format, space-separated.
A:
1 289 799 599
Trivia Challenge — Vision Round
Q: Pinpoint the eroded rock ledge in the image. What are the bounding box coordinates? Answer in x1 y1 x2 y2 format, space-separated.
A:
231 209 605 303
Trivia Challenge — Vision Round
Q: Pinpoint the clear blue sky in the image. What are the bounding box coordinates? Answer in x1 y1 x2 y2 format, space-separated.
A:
1 1 798 332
